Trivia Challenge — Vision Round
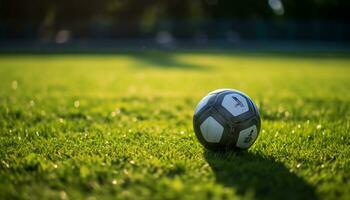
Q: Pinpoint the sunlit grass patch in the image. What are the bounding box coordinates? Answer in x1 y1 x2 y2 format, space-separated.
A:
0 52 349 200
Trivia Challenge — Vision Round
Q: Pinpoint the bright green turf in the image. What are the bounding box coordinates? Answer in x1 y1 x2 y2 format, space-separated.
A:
0 52 349 200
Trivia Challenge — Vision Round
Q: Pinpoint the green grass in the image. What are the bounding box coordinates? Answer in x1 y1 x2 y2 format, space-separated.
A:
0 52 349 200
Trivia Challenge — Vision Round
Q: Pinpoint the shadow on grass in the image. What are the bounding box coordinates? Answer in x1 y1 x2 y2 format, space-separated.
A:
128 52 207 70
205 151 317 200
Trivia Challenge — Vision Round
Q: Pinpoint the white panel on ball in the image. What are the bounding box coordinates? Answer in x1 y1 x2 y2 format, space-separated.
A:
200 116 224 143
222 93 249 116
194 94 214 114
236 125 258 148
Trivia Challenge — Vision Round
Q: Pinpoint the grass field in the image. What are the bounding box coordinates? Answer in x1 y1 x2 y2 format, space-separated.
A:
0 51 349 200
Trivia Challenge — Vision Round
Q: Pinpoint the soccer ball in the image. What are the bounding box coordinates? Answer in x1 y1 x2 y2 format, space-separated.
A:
193 89 261 151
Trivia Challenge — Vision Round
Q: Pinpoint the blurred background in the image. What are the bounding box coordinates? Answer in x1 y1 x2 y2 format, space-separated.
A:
0 0 349 51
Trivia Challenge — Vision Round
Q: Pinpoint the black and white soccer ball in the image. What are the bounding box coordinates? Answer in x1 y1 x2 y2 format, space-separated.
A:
193 89 261 151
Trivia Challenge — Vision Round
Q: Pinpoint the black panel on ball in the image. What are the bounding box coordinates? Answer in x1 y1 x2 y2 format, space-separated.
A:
193 93 218 118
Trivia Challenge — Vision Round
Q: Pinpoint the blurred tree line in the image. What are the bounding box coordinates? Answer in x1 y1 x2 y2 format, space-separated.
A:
0 0 349 39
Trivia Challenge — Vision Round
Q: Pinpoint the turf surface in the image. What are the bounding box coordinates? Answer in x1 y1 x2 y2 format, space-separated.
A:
0 52 349 200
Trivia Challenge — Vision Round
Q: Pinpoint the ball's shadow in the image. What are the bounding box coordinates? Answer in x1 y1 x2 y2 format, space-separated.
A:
204 151 318 200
